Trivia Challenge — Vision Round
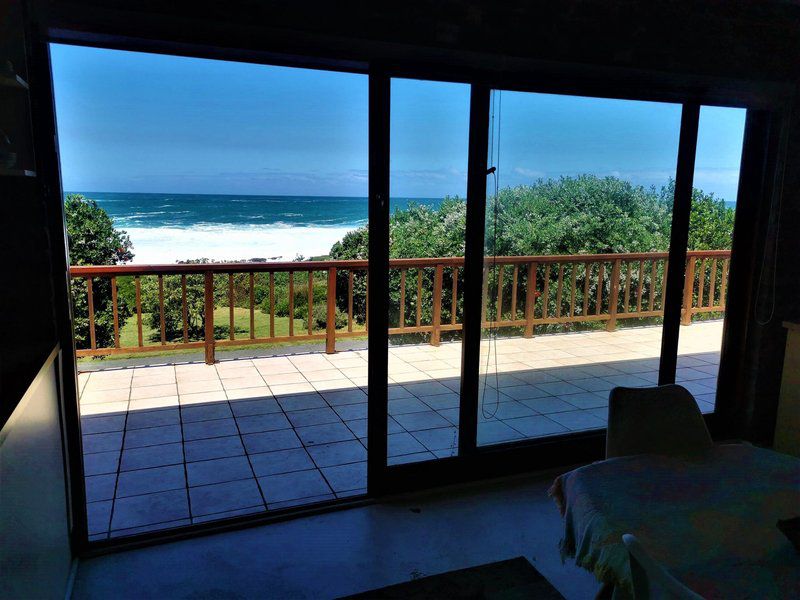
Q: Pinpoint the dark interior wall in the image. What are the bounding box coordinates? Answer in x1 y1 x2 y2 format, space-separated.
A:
0 176 59 427
30 1 800 83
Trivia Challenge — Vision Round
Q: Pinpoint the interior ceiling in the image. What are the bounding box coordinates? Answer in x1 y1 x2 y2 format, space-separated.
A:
35 0 800 82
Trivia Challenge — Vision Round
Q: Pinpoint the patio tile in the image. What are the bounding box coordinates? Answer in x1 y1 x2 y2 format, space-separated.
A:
184 435 245 462
388 451 437 465
277 393 327 411
478 401 537 420
476 421 525 445
235 412 292 434
111 519 191 538
80 401 129 417
229 397 281 417
134 374 177 388
321 462 366 493
403 381 451 397
83 376 131 393
177 379 224 395
80 388 130 404
343 419 367 438
544 410 605 431
331 403 367 421
87 500 112 534
111 489 189 530
249 448 315 477
180 403 233 423
503 415 569 437
392 410 451 432
571 377 615 392
126 408 180 430
124 424 182 449
534 381 587 396
600 374 652 388
302 369 348 383
295 422 355 446
222 377 267 391
419 392 460 410
387 385 414 399
388 397 429 415
411 427 459 451
252 357 298 374
268 494 337 510
259 469 333 504
306 440 366 468
242 429 301 454
83 431 124 454
518 396 576 414
312 379 356 392
387 432 427 457
85 474 117 502
682 379 717 395
119 443 182 471
260 372 307 386
609 358 661 374
225 386 272 401
116 465 186 498
270 382 316 397
286 407 340 428
322 388 367 406
558 392 608 409
187 455 253 487
81 414 127 435
182 418 239 441
129 383 178 400
217 367 260 380
129 396 180 411
189 478 264 517
437 408 460 426
192 506 264 524
498 385 553 401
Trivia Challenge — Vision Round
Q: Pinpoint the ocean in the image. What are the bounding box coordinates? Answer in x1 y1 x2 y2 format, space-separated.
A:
68 192 442 264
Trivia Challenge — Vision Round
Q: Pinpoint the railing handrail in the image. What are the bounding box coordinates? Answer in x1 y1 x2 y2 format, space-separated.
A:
68 249 731 277
69 249 732 362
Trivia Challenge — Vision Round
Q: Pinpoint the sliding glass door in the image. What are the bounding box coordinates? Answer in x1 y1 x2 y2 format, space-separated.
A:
384 77 470 465
477 90 683 445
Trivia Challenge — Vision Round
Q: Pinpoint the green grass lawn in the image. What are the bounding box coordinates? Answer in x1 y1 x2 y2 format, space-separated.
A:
80 306 365 364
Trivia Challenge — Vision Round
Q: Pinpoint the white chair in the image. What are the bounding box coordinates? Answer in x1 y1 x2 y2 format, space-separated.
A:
622 533 704 600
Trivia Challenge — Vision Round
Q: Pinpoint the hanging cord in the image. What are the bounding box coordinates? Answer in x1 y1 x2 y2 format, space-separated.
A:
481 90 502 420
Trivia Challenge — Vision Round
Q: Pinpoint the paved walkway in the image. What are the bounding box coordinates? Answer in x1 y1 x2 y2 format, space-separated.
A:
78 321 722 539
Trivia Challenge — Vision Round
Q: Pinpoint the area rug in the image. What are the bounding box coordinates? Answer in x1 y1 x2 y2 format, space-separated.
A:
341 557 564 599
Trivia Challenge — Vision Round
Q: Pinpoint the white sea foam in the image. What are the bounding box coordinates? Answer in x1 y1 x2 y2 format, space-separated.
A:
125 224 357 264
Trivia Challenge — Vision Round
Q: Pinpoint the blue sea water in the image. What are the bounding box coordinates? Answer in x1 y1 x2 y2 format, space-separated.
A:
66 192 442 263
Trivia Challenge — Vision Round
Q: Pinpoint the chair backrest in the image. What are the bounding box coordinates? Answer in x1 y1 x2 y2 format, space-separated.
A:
606 384 712 459
623 534 704 600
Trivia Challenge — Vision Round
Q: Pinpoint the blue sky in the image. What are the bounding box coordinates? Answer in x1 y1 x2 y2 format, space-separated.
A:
51 44 746 202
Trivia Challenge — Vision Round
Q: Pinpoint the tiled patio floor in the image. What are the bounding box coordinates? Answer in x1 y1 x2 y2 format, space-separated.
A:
78 321 722 540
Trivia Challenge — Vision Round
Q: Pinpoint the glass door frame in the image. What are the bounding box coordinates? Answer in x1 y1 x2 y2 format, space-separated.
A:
368 68 782 496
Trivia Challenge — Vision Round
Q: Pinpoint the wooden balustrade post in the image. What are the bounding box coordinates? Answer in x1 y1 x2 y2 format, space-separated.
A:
204 271 216 364
431 264 443 346
326 267 337 354
606 259 621 331
524 262 537 338
681 256 696 325
86 277 96 350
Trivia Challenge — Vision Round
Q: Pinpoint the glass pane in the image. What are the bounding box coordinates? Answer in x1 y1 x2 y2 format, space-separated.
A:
478 90 682 445
51 44 369 539
677 106 746 413
387 78 470 464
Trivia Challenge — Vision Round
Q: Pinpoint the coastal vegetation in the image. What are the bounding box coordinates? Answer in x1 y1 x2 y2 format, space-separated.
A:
67 176 735 355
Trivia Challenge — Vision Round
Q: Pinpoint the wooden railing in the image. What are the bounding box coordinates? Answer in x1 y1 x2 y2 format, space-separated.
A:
69 250 730 363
